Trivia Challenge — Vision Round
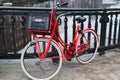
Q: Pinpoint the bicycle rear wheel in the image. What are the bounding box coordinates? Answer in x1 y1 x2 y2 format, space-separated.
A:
21 38 62 80
76 29 99 64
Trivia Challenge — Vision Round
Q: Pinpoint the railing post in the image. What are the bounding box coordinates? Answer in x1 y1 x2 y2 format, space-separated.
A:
11 15 17 54
64 16 68 44
108 14 113 45
81 15 84 30
20 16 26 47
0 15 8 54
118 20 120 45
99 10 109 55
95 13 98 33
113 14 118 44
88 14 91 41
88 14 91 28
72 14 76 40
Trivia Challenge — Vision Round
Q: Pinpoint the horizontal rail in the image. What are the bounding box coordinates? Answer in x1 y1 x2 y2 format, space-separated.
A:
0 6 120 11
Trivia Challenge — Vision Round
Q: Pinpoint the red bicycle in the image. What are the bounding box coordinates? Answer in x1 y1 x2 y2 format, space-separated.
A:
21 2 99 80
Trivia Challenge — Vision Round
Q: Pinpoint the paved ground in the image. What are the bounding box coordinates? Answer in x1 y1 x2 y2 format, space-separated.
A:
0 48 120 80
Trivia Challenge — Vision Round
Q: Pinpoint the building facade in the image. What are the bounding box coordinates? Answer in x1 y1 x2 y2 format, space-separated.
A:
0 0 102 8
69 0 102 8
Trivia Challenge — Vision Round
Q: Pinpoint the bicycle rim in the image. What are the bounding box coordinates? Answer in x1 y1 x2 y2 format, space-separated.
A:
76 29 98 64
21 38 62 80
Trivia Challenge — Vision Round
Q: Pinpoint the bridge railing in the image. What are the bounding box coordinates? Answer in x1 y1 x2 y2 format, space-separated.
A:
0 6 120 58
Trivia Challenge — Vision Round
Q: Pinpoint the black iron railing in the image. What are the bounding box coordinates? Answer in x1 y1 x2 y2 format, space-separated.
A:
0 6 120 59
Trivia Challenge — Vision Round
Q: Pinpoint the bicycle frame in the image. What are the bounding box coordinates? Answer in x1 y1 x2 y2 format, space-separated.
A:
32 8 91 61
21 1 99 80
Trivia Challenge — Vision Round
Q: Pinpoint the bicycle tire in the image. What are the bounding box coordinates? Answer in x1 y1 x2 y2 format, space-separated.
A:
21 38 62 80
76 29 99 64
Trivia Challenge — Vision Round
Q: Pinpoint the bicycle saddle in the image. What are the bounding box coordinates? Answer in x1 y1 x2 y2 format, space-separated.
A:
75 17 86 23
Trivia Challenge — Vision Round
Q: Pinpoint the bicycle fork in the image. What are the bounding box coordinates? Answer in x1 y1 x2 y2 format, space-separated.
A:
33 21 58 60
33 34 51 60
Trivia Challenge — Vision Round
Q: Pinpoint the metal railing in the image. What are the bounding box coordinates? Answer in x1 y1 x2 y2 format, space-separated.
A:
0 6 120 59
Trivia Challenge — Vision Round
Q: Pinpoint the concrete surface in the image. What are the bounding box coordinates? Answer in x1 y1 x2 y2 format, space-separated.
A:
0 48 120 80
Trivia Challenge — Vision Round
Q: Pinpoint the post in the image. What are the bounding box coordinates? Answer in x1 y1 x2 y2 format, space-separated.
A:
108 14 113 45
99 10 109 56
0 16 8 54
88 14 91 28
72 14 76 40
118 20 120 45
11 16 17 54
95 13 98 33
21 16 26 47
113 14 118 44
64 16 68 44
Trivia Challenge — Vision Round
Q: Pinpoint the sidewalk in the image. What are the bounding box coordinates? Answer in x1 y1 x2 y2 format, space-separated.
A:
0 49 120 80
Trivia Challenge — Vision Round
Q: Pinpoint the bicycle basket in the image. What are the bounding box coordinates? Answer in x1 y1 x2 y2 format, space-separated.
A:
28 12 51 34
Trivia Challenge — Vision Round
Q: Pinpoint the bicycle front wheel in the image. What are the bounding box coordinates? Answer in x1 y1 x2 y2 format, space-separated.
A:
21 38 62 80
76 29 99 64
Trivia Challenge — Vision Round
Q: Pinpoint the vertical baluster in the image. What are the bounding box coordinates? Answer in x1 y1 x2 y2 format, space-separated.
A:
118 20 120 44
64 16 68 44
0 15 8 54
113 14 118 44
99 10 109 55
88 14 91 43
88 14 91 28
11 15 16 54
95 13 98 33
94 14 99 49
81 15 84 30
72 14 76 40
80 14 84 44
108 14 113 45
21 16 26 47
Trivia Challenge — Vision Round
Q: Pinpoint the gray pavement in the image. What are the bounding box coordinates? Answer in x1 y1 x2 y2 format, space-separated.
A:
0 48 120 80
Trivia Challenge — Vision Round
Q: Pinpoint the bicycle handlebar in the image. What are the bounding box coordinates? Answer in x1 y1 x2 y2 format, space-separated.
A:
57 2 68 7
60 2 68 7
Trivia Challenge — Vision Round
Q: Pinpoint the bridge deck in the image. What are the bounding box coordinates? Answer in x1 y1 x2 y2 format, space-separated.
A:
0 48 120 80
